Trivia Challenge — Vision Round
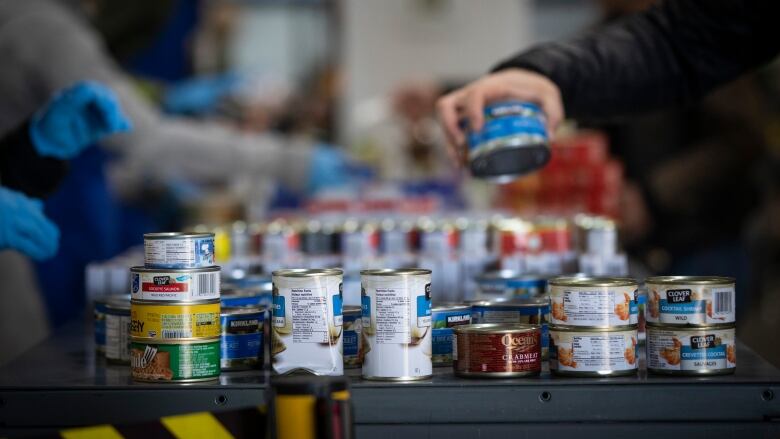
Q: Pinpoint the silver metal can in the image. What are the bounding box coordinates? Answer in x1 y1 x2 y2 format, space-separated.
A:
646 323 736 376
431 304 471 366
549 325 639 377
220 305 265 371
548 276 638 328
130 266 220 302
475 270 547 300
453 323 542 378
470 298 550 359
104 296 131 364
645 276 735 326
143 232 215 269
343 305 362 369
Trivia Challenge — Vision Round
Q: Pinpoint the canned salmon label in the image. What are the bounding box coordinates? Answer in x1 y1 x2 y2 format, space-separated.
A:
221 311 263 369
549 284 638 327
432 307 471 365
646 281 735 325
144 236 214 269
343 307 362 368
130 302 220 340
549 328 638 374
130 268 220 301
130 340 220 381
646 325 736 373
470 303 549 356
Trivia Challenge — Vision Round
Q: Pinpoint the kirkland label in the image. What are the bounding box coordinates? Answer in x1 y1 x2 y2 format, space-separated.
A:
431 307 471 365
221 313 263 365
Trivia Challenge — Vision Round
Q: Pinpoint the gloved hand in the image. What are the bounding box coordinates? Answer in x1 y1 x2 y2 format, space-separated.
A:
29 81 132 160
0 186 60 261
162 73 243 115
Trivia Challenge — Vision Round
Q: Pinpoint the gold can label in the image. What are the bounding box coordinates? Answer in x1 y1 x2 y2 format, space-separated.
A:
131 301 220 340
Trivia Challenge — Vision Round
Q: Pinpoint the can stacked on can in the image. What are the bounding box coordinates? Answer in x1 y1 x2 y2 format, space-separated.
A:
547 276 639 377
644 276 736 376
129 233 221 382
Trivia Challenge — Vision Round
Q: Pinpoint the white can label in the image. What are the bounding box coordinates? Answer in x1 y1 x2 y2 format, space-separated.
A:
144 237 214 269
131 270 220 301
105 313 131 362
646 283 735 325
647 326 736 372
550 285 637 327
550 329 637 373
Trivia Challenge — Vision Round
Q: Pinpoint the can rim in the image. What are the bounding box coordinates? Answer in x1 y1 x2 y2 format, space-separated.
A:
221 305 265 316
130 299 220 306
476 270 545 282
130 265 220 273
453 323 540 334
272 268 344 277
343 305 362 313
360 268 432 276
104 297 131 312
432 304 472 312
144 232 214 240
549 324 638 332
645 322 736 330
644 276 735 285
130 337 221 345
469 298 549 308
549 276 637 287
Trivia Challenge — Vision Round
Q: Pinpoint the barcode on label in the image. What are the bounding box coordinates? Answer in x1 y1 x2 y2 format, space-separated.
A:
162 330 192 339
713 289 733 314
192 272 219 297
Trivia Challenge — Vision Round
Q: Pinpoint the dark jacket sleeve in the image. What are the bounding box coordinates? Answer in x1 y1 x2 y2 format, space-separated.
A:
492 0 780 120
0 122 68 198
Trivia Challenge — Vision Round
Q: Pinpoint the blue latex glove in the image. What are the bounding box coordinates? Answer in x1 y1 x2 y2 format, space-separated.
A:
162 73 243 115
0 186 60 260
29 81 132 160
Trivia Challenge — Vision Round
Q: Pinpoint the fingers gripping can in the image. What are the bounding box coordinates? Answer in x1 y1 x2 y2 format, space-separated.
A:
360 269 432 381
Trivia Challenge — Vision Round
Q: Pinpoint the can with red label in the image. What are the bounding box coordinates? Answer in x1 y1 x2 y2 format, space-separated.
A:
130 266 220 302
453 323 542 378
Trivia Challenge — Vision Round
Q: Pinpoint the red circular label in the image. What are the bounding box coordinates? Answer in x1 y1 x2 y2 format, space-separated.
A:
455 329 541 374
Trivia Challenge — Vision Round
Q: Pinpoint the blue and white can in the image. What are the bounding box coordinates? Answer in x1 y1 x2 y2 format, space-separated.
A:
470 298 550 358
343 305 362 368
431 304 471 366
475 270 547 300
144 232 215 269
221 288 273 308
220 306 265 370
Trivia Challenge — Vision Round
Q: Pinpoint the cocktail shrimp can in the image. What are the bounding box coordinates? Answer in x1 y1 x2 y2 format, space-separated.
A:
220 306 264 370
548 277 638 327
361 269 432 381
130 266 220 302
646 323 736 375
105 296 131 364
549 325 639 377
645 276 735 326
130 338 220 383
432 304 471 366
453 324 542 378
470 298 550 359
271 269 344 376
143 232 215 269
130 300 221 340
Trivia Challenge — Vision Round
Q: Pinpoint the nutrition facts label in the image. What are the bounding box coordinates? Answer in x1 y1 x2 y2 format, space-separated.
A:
570 334 627 370
290 287 329 344
145 240 196 266
375 287 410 344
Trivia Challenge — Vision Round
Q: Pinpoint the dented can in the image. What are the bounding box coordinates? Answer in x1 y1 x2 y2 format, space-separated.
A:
143 232 215 269
646 323 736 375
431 304 471 366
130 338 220 383
548 276 638 327
343 305 362 369
130 300 221 340
104 296 131 364
470 298 550 359
271 269 344 376
130 266 220 302
549 325 639 377
645 276 735 326
361 269 432 381
220 306 264 370
453 323 542 378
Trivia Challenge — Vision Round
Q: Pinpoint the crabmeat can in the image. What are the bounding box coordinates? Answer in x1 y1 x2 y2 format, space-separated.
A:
105 297 131 364
646 324 736 375
144 232 215 269
130 338 220 382
220 306 264 370
549 325 639 376
548 277 638 327
645 276 735 326
432 305 471 366
453 324 542 378
470 299 550 359
271 269 343 376
343 305 362 368
361 269 432 380
130 266 220 302
130 300 220 340
475 271 546 299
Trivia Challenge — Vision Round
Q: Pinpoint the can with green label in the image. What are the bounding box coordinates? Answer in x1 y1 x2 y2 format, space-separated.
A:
130 338 220 383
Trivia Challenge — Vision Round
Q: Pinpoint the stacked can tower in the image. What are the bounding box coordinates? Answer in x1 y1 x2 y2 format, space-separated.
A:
129 233 221 382
644 276 736 375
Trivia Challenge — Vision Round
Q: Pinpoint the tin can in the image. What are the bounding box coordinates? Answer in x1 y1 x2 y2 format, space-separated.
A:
470 298 550 359
361 269 432 381
94 298 109 354
475 270 547 300
105 296 131 364
130 266 220 302
220 306 264 370
130 338 220 382
645 276 735 326
343 305 362 369
453 323 542 378
221 289 272 308
548 276 638 327
272 269 344 376
130 300 220 340
646 323 736 375
549 325 639 377
143 232 215 269
465 100 551 183
431 304 471 366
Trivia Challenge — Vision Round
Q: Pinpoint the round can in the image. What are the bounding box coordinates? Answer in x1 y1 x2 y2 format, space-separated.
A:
272 269 344 376
548 276 638 327
143 232 215 269
343 305 362 369
431 304 471 366
645 276 735 326
466 100 551 183
130 299 220 340
222 289 272 308
453 323 542 378
646 323 736 375
130 266 220 302
105 296 131 364
130 338 220 382
221 306 264 371
94 298 109 354
475 270 547 299
470 299 550 359
360 269 432 381
549 325 639 377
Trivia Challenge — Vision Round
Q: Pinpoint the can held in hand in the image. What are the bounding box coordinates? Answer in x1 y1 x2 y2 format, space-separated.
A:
130 338 220 383
431 304 471 366
548 276 638 327
470 298 549 359
105 296 131 364
343 305 362 369
130 266 220 302
130 300 220 340
645 276 735 326
272 269 344 376
646 323 736 375
144 232 215 269
549 325 638 377
221 306 264 370
453 323 542 378
361 269 432 381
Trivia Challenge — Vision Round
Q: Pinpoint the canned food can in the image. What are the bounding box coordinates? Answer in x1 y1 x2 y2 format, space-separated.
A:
143 232 215 269
343 305 362 369
646 323 736 375
94 298 109 354
361 269 432 381
431 304 471 366
130 300 220 340
221 306 264 370
272 269 344 376
470 298 549 359
130 338 220 382
475 270 547 299
221 289 272 308
453 323 542 378
645 276 735 326
105 296 131 364
548 276 638 327
466 100 551 183
130 266 220 302
549 325 639 377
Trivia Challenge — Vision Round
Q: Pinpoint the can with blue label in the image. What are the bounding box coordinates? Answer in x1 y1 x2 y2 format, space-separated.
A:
431 304 471 366
342 305 362 368
220 306 264 370
470 298 550 359
645 276 735 326
144 232 215 269
221 288 273 308
475 270 547 300
465 100 551 183
646 323 735 375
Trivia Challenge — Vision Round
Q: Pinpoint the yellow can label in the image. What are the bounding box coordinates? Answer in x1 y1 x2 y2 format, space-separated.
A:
131 302 220 340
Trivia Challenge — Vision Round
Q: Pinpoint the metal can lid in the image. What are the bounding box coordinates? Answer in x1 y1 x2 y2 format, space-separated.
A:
645 276 735 285
272 268 344 277
548 276 637 288
470 297 550 308
432 304 471 313
476 270 546 282
645 322 736 331
130 298 221 306
130 265 220 274
221 305 265 316
360 268 432 276
343 305 362 314
143 232 215 240
130 336 221 345
104 295 131 311
549 324 638 332
453 323 540 334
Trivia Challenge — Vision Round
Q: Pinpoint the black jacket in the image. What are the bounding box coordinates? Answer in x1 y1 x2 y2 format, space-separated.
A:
494 0 780 120
0 122 67 198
